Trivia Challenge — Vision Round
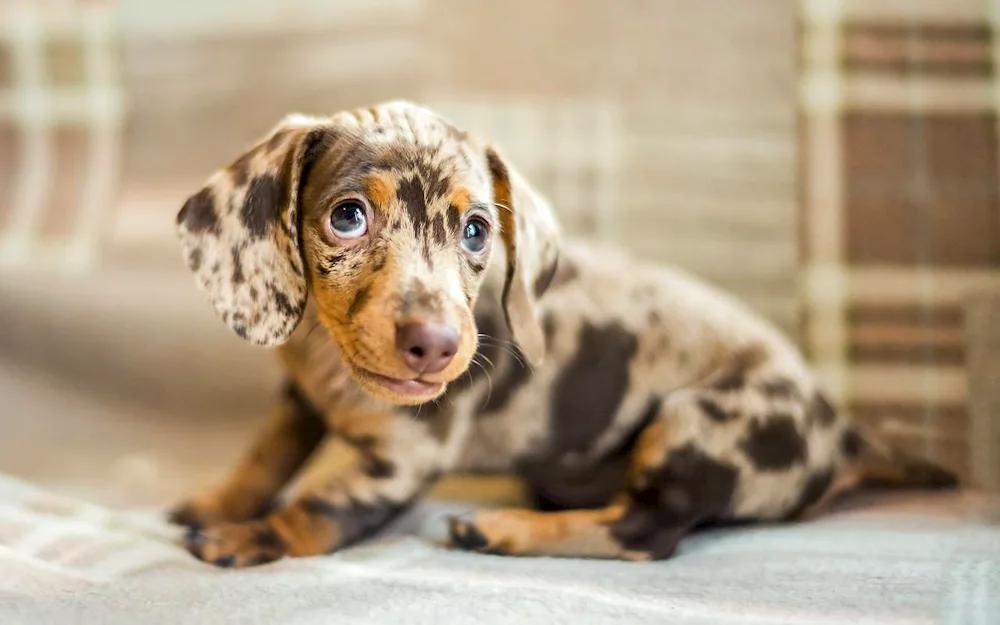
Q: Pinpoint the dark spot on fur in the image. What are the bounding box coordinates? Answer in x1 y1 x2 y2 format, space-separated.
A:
550 323 639 454
398 175 426 233
446 205 459 233
480 345 532 413
542 313 557 342
178 188 220 235
522 459 628 512
266 129 290 153
253 526 285 550
348 283 372 319
784 468 834 520
283 382 330 456
524 394 663 511
808 392 837 427
740 415 806 470
533 255 560 297
698 396 735 423
241 173 282 239
432 213 447 246
341 433 397 479
468 258 487 274
712 345 769 392
712 371 745 392
186 248 203 272
760 378 799 400
614 444 738 559
545 255 578 293
231 246 245 284
415 160 451 203
362 455 396 479
839 428 863 459
249 286 259 301
270 285 298 318
648 310 662 325
299 496 408 550
369 252 387 275
229 150 255 188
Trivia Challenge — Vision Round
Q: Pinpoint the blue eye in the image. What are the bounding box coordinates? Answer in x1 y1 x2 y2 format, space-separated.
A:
330 201 367 239
461 217 489 254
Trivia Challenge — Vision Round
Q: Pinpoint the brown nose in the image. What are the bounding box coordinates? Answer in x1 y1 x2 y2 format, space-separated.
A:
396 321 459 375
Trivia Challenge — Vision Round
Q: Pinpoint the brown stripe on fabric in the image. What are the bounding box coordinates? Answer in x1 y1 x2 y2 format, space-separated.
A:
846 304 963 327
844 113 1000 267
847 343 964 366
847 303 965 365
843 22 992 77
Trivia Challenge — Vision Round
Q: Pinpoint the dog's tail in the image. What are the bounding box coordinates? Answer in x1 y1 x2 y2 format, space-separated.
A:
843 422 959 491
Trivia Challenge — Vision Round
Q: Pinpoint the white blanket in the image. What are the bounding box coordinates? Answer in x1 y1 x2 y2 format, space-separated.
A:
0 475 997 625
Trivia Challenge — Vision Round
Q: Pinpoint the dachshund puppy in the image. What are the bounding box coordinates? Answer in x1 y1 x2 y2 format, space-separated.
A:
171 101 956 567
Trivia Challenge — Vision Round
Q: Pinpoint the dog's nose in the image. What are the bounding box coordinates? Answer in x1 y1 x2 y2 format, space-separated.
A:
396 321 459 375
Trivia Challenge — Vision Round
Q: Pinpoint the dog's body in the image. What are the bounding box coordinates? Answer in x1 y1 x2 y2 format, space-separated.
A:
171 102 956 567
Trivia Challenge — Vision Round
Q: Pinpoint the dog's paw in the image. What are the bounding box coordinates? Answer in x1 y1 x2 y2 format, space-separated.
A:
447 513 504 555
183 520 287 568
168 490 276 528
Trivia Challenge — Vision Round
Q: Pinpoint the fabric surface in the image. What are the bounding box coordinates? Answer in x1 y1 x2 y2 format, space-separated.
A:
799 0 1000 485
0 475 998 625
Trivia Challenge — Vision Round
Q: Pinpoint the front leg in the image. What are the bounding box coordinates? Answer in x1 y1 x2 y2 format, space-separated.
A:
185 407 446 567
169 382 327 527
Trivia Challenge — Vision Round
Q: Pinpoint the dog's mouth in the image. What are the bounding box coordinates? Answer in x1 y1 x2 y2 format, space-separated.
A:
351 365 446 402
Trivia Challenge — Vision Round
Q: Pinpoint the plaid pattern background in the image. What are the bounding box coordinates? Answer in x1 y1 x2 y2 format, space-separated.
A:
0 0 123 271
0 0 997 488
800 0 1000 486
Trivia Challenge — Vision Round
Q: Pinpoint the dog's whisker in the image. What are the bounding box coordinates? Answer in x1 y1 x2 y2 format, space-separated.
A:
470 356 493 405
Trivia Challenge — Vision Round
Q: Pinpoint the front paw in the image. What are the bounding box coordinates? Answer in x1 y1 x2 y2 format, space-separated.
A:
184 520 288 568
448 513 504 555
168 489 275 528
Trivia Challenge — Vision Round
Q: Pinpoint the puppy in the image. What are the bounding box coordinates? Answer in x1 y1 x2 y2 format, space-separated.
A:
171 101 956 567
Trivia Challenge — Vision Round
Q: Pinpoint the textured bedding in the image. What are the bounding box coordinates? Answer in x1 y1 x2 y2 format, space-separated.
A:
0 475 997 625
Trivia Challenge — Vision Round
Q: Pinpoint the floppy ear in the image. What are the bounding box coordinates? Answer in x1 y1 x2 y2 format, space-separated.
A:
485 145 561 367
176 115 330 347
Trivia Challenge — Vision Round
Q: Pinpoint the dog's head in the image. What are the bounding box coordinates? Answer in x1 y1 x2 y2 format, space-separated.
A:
176 101 559 405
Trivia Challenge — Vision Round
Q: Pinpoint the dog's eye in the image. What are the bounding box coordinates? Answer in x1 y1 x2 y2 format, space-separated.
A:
461 217 489 254
330 201 368 239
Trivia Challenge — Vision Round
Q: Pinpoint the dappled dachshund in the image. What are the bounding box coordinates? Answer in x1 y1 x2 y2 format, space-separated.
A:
171 101 956 567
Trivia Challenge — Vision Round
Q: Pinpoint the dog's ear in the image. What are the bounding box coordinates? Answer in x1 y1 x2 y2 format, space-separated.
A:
176 115 331 347
485 145 561 367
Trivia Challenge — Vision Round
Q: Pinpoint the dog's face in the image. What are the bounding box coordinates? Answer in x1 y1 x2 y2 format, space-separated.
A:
176 102 559 405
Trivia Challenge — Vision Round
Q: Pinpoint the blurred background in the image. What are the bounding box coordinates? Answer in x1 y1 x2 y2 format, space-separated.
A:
0 0 996 509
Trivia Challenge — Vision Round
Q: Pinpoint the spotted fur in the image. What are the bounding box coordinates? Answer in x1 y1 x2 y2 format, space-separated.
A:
171 101 957 567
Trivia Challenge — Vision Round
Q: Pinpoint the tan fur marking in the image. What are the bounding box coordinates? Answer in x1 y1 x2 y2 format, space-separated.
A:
450 187 472 214
449 506 648 560
364 174 395 209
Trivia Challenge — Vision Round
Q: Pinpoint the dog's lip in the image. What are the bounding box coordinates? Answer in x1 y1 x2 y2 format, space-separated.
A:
355 367 444 397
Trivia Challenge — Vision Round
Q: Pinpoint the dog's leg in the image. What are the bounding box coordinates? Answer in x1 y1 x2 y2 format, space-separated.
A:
448 503 654 559
449 394 740 560
183 407 446 567
169 382 327 526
